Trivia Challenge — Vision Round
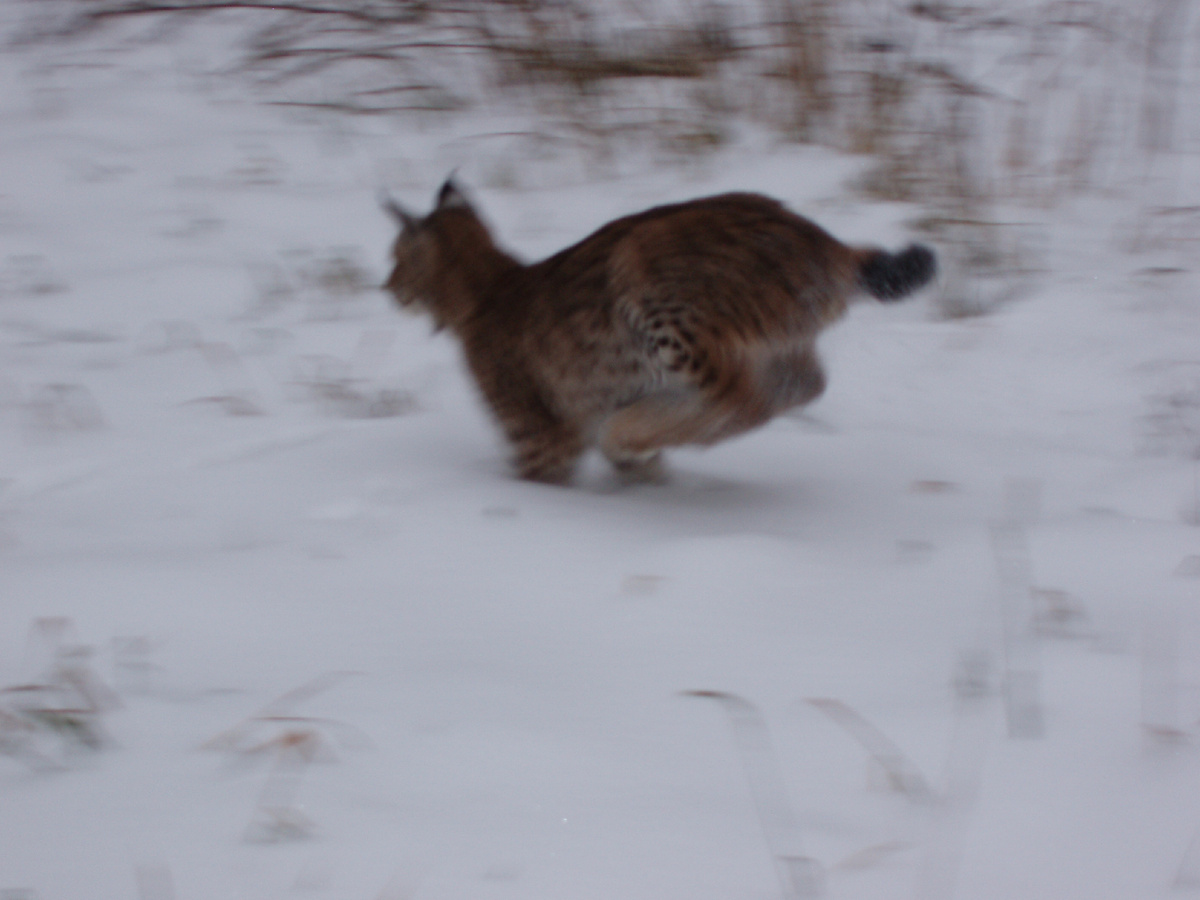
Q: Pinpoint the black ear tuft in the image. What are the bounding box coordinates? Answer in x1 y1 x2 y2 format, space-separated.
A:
380 191 417 230
436 176 471 211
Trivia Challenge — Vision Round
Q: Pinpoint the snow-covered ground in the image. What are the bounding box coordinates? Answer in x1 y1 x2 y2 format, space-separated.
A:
4 10 1200 900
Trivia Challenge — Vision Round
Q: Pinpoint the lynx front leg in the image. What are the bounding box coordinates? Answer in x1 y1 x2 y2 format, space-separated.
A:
475 363 585 484
507 417 586 485
516 440 583 483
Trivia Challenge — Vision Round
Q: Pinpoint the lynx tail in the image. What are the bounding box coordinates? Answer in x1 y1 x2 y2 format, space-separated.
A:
858 244 937 302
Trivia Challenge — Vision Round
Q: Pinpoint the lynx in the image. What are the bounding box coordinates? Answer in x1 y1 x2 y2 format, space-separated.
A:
383 179 935 484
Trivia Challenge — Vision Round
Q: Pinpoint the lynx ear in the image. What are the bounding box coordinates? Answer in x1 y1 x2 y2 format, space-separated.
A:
380 192 418 231
436 176 471 211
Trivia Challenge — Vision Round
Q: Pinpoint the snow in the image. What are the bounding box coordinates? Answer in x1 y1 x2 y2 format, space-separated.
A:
3 9 1200 900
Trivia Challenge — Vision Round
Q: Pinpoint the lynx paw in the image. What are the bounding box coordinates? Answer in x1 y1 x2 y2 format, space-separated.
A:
514 439 583 485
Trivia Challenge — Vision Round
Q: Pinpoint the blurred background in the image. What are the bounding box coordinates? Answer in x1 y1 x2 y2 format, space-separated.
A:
17 0 1200 316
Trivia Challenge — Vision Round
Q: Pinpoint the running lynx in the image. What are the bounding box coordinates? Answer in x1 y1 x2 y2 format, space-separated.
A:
383 180 935 484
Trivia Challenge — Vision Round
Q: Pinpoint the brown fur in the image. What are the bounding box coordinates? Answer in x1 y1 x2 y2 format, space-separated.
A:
383 181 933 484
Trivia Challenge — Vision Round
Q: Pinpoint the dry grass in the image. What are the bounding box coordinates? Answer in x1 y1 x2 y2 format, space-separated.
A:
26 1 1187 190
202 671 368 843
0 618 120 769
21 1 1200 316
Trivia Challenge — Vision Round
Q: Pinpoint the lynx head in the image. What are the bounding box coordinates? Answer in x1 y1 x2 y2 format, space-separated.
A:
381 178 497 332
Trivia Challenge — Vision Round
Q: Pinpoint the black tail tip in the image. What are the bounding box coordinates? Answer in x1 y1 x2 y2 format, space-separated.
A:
860 243 937 302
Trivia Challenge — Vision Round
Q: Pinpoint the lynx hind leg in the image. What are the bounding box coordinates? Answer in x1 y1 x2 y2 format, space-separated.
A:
760 344 827 413
602 374 773 463
601 346 817 479
606 291 781 463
